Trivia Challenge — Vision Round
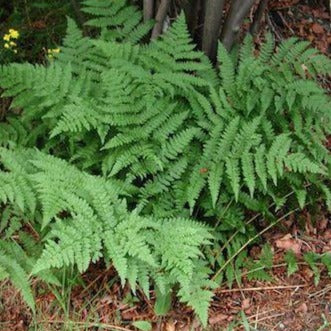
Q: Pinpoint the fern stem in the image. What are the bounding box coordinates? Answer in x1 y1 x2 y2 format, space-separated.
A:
214 184 312 260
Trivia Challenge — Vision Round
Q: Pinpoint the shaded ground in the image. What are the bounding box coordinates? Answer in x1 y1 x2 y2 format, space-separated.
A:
267 0 330 54
1 210 330 331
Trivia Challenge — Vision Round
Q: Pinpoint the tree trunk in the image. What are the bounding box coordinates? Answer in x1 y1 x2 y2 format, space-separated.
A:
202 0 225 62
151 0 171 39
250 0 268 36
143 0 154 21
221 0 255 51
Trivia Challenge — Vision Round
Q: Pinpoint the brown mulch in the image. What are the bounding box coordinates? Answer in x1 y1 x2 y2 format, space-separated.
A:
0 210 330 331
264 0 330 54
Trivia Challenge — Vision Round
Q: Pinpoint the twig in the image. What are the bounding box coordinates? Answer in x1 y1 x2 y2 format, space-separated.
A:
36 320 134 331
217 284 307 293
250 0 269 36
308 285 331 298
151 0 171 39
277 11 294 35
266 13 282 41
252 312 285 323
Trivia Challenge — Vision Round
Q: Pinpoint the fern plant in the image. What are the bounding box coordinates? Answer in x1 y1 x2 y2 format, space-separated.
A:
0 0 330 325
0 147 215 324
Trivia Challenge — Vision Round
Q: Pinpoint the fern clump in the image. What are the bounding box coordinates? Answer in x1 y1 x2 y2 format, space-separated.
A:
0 147 214 324
0 0 330 325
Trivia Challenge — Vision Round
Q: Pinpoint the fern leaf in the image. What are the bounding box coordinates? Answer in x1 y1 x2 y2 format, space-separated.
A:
226 156 240 201
208 162 224 208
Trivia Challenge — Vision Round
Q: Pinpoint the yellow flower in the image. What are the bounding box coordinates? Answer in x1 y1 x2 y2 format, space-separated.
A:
9 41 17 47
4 43 10 49
8 29 19 39
47 48 60 59
13 49 17 54
3 34 10 41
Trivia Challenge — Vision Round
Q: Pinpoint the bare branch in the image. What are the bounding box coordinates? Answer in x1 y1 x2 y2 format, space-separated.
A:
201 0 225 62
250 0 268 36
151 0 171 39
143 0 155 22
221 0 255 51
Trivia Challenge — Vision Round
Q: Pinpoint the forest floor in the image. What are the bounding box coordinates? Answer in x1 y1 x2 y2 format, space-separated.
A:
1 207 330 331
0 0 330 330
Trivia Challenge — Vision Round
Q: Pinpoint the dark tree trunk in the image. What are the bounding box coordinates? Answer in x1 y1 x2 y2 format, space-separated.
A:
143 0 155 21
221 0 255 50
202 0 225 63
250 0 268 36
151 0 171 39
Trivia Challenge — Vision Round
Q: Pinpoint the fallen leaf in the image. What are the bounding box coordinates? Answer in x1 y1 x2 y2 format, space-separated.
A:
302 266 314 280
209 313 228 325
311 23 324 34
275 234 302 255
318 218 328 231
295 302 308 314
241 298 250 310
325 229 331 240
165 321 176 331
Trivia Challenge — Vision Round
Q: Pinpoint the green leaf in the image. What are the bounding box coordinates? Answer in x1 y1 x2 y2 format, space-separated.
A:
132 321 152 331
208 163 224 208
321 253 331 277
226 157 240 201
295 189 307 209
154 289 172 316
284 250 298 276
304 252 320 286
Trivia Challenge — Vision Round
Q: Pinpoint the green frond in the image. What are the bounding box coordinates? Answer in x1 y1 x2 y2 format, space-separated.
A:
0 241 35 312
208 163 224 208
266 134 292 185
241 151 255 197
218 42 236 98
225 156 240 201
284 153 324 174
259 33 274 63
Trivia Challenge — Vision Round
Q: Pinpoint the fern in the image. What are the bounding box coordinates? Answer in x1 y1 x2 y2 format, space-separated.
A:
0 148 213 323
284 250 298 276
0 6 330 325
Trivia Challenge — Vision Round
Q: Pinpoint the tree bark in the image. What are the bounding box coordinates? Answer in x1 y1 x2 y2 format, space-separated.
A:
221 0 255 51
201 0 225 62
250 0 268 36
70 0 87 34
182 0 201 39
143 0 155 21
151 0 171 39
